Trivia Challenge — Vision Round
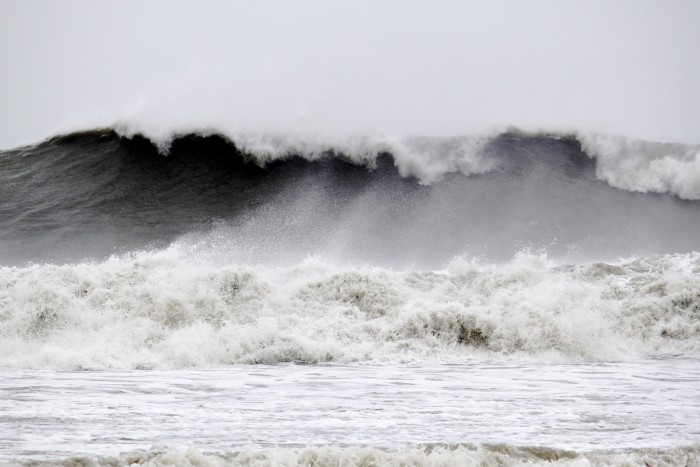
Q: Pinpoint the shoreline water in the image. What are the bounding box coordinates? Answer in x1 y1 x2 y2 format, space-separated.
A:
5 443 699 466
1 360 698 462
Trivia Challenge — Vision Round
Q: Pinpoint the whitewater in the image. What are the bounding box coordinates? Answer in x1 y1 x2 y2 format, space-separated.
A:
2 1 700 466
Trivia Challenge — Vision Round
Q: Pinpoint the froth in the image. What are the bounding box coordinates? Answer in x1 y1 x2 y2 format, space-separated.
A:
1 248 698 369
579 133 700 200
7 443 698 467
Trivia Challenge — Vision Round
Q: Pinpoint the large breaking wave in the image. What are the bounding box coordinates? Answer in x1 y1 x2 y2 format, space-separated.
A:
19 126 700 199
2 128 699 266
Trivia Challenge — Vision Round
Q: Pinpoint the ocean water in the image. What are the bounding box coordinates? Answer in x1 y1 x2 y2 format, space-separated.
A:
1 130 699 466
3 1 700 464
2 361 700 463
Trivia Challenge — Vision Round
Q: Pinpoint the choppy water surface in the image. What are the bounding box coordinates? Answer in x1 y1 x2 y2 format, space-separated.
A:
2 359 699 460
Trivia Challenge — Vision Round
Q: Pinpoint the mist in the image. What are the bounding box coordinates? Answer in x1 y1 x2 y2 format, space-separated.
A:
1 1 699 149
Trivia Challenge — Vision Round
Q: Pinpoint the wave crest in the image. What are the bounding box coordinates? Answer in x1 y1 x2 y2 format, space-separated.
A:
579 133 700 200
68 125 700 199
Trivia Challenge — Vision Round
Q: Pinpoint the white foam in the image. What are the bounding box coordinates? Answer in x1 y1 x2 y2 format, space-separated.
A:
1 248 698 369
8 443 698 467
579 133 700 200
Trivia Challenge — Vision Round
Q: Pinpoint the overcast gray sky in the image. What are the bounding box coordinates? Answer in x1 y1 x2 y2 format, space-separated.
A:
1 0 699 148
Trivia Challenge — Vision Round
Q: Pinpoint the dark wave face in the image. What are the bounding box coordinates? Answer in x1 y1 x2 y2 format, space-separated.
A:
1 130 699 267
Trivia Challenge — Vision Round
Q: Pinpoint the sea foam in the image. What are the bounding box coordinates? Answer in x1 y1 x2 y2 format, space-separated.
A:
1 247 698 370
6 443 699 467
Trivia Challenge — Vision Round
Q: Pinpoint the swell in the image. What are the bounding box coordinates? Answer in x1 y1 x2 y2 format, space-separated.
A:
1 251 698 369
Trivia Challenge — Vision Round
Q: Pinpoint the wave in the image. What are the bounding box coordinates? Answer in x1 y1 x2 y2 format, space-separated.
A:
8 126 700 200
216 130 700 201
7 443 699 466
3 127 699 266
1 249 698 369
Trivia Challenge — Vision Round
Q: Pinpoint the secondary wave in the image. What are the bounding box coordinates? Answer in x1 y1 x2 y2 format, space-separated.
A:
1 250 698 369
